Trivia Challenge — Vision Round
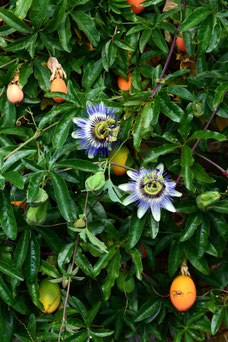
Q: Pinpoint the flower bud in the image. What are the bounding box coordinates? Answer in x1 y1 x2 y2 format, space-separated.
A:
187 102 203 117
74 218 86 228
85 172 105 192
196 191 221 211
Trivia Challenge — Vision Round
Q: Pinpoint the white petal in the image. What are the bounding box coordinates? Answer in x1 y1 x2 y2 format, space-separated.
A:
123 195 136 206
137 205 148 219
73 117 87 125
162 199 176 213
151 203 161 222
126 170 138 181
155 163 164 175
168 181 176 187
72 131 80 139
172 190 182 197
88 149 95 159
119 184 130 192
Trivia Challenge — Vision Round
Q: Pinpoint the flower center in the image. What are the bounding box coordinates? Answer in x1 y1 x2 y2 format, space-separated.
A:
94 119 120 142
143 172 164 196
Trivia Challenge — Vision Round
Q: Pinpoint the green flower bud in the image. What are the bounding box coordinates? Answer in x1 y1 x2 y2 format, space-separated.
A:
74 218 86 228
26 201 48 224
85 172 105 192
187 102 203 117
196 191 221 211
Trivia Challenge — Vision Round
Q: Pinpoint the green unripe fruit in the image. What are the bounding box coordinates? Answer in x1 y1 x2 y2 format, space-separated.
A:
116 271 135 293
196 191 221 211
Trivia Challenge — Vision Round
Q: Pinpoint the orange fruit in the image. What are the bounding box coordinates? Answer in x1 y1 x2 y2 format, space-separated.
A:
109 145 130 176
11 201 26 210
50 78 68 103
140 243 147 259
117 73 132 91
39 278 61 314
176 33 186 52
7 84 24 104
127 0 145 14
170 275 196 311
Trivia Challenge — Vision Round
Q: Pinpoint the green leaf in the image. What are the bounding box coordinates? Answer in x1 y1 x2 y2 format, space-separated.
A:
104 179 122 203
160 96 184 122
86 229 107 253
128 248 143 280
35 227 65 254
148 215 159 239
134 299 160 322
197 216 210 258
165 86 196 101
34 60 50 92
140 30 152 53
191 163 215 184
14 229 29 270
188 130 226 141
102 249 121 300
25 233 40 284
197 16 213 55
208 199 228 213
4 171 24 189
27 171 46 203
82 59 103 89
180 212 202 242
0 93 16 128
58 14 72 53
184 244 210 275
15 0 33 19
45 0 66 32
54 159 100 173
38 103 74 129
168 240 183 277
213 82 228 109
114 39 135 52
40 260 61 279
52 110 75 149
133 111 143 151
208 212 228 238
50 171 73 222
211 307 224 335
0 189 17 240
57 243 74 273
0 259 23 281
19 62 33 88
127 211 146 249
0 276 15 306
181 145 195 192
71 11 100 47
180 7 212 32
27 281 44 311
29 0 48 29
0 8 33 33
143 144 179 164
2 150 36 172
93 246 116 277
86 302 101 327
152 28 168 54
207 19 221 53
75 249 95 279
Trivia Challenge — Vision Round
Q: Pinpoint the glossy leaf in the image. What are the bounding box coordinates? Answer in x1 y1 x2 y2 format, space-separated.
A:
0 190 17 240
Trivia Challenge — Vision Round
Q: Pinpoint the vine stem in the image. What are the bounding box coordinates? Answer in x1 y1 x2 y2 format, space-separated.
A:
195 152 227 176
176 100 223 185
3 122 58 161
59 233 80 342
151 0 186 99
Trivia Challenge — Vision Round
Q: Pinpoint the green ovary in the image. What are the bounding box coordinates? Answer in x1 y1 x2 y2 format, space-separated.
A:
143 173 163 196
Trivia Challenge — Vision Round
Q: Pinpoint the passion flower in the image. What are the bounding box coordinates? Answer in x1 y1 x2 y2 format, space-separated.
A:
72 102 120 158
119 164 182 221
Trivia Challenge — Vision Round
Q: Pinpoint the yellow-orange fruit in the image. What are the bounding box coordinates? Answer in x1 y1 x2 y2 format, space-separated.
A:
117 74 132 91
109 145 130 176
50 78 68 103
176 33 186 52
7 84 24 104
170 275 196 311
39 278 61 314
127 0 145 14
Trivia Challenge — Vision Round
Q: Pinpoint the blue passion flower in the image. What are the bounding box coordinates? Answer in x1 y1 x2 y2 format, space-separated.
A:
72 102 120 158
119 164 182 221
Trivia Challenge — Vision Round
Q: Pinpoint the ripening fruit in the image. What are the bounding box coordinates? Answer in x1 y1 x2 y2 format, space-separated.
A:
127 0 145 14
176 33 186 52
11 201 26 210
109 145 130 176
39 278 61 314
116 271 135 293
170 275 196 311
50 78 68 103
117 73 132 91
7 84 24 104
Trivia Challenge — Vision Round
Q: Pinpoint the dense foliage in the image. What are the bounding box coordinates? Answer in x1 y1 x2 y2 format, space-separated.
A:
0 0 227 341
